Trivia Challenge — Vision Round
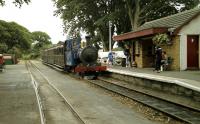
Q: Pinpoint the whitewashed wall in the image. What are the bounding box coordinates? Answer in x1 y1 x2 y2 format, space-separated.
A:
178 15 200 70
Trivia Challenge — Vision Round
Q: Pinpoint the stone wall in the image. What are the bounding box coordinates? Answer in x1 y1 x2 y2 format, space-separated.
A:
132 36 180 70
109 72 200 109
161 36 180 70
142 40 154 68
134 41 143 68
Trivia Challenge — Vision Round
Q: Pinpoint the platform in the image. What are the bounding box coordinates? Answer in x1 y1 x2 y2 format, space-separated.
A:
106 66 200 110
0 62 40 124
107 66 200 92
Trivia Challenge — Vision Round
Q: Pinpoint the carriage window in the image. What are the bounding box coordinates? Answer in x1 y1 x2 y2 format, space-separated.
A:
54 49 57 54
59 48 61 55
61 48 64 54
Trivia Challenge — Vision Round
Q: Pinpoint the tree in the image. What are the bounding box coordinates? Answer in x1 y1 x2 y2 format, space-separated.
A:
30 31 52 58
32 31 52 50
53 0 124 51
0 20 32 50
0 20 32 57
0 0 31 7
53 0 199 50
0 43 8 53
123 0 200 30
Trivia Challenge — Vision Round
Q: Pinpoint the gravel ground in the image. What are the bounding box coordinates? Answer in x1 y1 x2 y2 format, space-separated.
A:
85 81 187 124
65 67 187 124
104 93 186 124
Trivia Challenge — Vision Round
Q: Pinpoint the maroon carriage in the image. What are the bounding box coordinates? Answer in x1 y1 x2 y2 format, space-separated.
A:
0 54 5 72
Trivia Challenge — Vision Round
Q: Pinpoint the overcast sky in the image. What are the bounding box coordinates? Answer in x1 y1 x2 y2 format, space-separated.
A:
0 0 66 44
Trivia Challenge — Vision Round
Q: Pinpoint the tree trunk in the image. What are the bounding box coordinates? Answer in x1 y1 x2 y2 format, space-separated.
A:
126 0 141 67
100 31 109 51
99 24 115 51
133 0 140 29
126 0 141 30
127 3 134 30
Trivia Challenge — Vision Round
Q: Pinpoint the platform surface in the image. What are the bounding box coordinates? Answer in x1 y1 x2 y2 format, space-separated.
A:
0 62 40 124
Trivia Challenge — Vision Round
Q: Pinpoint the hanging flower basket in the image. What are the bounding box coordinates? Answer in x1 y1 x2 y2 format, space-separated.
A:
152 33 172 45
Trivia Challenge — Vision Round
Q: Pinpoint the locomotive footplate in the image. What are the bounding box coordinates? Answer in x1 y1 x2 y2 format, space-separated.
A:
75 65 107 73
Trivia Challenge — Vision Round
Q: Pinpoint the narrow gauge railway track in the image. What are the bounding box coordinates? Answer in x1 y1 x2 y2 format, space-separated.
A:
87 77 200 124
38 60 200 123
26 61 86 124
25 61 45 124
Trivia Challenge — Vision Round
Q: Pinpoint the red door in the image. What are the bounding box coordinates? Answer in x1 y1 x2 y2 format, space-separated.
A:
187 35 199 69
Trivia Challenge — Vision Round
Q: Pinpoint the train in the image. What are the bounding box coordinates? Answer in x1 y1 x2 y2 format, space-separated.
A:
0 54 5 72
42 37 107 78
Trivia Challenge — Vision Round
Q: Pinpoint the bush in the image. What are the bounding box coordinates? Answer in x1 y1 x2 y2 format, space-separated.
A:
22 54 31 60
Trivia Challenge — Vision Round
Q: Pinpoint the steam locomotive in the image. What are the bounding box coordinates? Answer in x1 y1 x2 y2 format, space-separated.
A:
42 38 106 78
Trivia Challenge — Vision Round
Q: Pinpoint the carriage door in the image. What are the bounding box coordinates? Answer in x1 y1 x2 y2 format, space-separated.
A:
187 35 199 69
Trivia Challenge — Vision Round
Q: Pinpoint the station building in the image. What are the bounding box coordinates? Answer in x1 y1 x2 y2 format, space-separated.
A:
113 7 200 70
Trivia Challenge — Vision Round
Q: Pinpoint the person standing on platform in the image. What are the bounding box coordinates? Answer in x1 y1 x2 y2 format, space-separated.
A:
155 46 162 73
108 52 113 66
161 51 168 71
124 45 130 67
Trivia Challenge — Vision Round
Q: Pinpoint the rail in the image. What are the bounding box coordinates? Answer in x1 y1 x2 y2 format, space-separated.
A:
27 61 86 124
25 61 46 124
87 77 200 124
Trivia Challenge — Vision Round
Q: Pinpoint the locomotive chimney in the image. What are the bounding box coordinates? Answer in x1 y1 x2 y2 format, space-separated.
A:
85 36 92 46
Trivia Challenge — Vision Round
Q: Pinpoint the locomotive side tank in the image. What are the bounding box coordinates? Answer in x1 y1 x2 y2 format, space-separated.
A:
64 38 80 67
65 38 98 66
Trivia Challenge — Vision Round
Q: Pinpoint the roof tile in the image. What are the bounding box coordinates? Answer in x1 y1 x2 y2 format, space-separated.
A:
136 7 200 31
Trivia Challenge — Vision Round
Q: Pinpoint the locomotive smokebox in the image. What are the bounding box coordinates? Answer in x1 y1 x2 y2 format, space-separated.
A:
79 46 98 65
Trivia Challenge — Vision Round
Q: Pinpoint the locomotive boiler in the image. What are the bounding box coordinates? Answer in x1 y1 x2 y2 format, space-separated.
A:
79 46 98 65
